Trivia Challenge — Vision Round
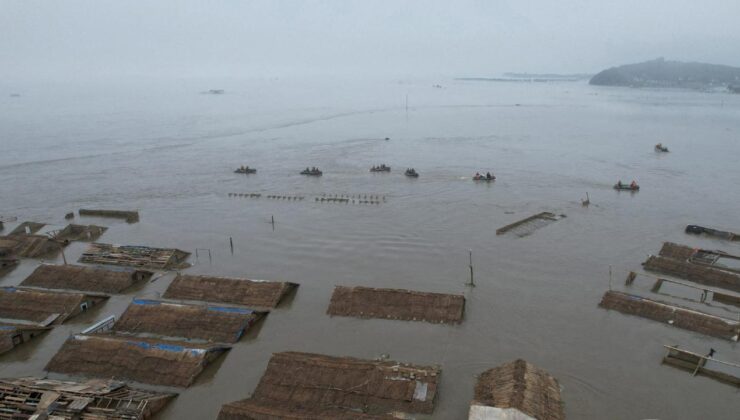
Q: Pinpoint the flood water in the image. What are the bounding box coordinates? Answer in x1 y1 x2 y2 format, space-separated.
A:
1 78 739 419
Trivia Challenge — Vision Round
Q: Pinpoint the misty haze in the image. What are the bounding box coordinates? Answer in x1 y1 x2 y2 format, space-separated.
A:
1 1 739 419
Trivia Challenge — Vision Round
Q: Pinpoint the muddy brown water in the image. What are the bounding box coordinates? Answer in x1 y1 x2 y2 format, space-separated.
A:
1 79 739 419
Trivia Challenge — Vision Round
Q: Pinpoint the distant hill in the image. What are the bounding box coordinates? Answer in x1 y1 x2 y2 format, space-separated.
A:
590 58 740 89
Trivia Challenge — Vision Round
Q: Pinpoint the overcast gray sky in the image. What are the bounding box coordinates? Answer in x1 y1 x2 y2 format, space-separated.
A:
2 0 739 80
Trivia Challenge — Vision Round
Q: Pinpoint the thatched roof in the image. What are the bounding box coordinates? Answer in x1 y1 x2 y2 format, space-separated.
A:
220 351 440 417
472 359 564 420
0 287 108 325
327 286 465 324
20 264 152 294
163 274 297 309
113 299 265 343
52 223 107 242
0 377 174 419
79 243 190 270
218 399 394 419
0 323 50 355
599 290 740 341
0 234 62 258
9 221 45 236
657 242 697 260
643 243 740 293
46 334 230 387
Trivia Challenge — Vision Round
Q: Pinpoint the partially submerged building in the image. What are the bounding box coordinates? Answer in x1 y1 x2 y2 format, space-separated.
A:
51 223 108 242
643 242 740 293
79 208 140 223
661 345 740 387
0 287 108 326
112 299 264 343
0 234 62 258
0 377 174 419
327 286 465 324
470 359 564 420
79 243 190 270
218 351 440 419
163 274 297 309
9 221 46 236
0 323 50 356
20 263 152 294
46 334 230 387
599 290 740 341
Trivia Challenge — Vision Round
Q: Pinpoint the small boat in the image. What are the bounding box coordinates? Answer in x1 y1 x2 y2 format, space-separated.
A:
370 165 391 173
614 183 640 191
234 166 257 174
685 225 738 241
655 144 669 152
473 174 495 182
300 168 323 176
404 169 419 178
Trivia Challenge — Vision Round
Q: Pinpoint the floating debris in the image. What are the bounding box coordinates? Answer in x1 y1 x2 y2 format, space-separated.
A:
661 345 740 387
20 264 152 294
327 286 465 324
163 274 298 309
46 334 230 387
470 359 564 420
0 377 175 419
79 243 190 270
599 290 740 341
0 287 108 326
112 298 265 343
217 352 440 418
79 208 139 223
496 212 565 237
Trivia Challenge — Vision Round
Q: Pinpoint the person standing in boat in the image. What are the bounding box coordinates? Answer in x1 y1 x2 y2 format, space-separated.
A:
486 172 493 180
630 180 637 188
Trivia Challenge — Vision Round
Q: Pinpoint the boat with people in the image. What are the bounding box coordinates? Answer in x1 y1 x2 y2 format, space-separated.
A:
234 166 257 174
473 171 495 182
614 180 640 191
370 164 391 173
655 143 669 152
404 168 419 178
300 167 323 176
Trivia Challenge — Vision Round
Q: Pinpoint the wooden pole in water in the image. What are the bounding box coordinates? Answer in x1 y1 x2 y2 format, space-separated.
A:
467 250 475 287
229 237 234 255
59 243 67 265
271 215 275 231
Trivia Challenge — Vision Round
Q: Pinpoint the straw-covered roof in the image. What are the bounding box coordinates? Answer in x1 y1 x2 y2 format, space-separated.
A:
599 290 740 341
0 287 108 325
163 274 297 308
79 243 190 270
472 359 564 420
221 351 440 416
327 286 465 324
218 399 394 420
46 334 230 387
113 299 265 343
0 377 174 419
21 264 152 294
9 221 45 236
0 234 62 258
52 223 107 242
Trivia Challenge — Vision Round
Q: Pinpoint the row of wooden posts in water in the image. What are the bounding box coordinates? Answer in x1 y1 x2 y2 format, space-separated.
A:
228 192 387 205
